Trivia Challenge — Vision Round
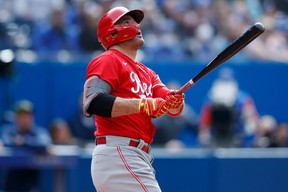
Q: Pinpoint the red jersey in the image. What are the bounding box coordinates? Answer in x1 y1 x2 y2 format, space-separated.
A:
86 49 169 144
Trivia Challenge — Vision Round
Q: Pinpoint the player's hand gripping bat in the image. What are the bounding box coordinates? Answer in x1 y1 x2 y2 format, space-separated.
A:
176 22 265 94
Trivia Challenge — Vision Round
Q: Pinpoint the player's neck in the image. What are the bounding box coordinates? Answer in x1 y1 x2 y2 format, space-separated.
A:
110 46 137 61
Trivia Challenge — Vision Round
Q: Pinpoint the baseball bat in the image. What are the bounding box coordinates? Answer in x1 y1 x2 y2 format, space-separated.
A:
177 22 265 94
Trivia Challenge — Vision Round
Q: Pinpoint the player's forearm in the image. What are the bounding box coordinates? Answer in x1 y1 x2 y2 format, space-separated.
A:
111 97 185 118
88 94 174 118
111 97 141 118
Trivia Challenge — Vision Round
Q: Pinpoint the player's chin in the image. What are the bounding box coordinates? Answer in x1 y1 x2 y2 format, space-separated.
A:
134 38 145 49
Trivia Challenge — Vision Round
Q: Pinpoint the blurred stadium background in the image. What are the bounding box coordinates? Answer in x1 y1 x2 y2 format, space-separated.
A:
1 0 288 191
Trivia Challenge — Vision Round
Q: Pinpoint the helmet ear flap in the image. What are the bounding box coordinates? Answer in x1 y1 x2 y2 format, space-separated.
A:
102 24 139 50
103 28 118 46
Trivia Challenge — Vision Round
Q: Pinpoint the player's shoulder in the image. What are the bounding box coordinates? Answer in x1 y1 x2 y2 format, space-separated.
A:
88 50 119 66
137 62 156 74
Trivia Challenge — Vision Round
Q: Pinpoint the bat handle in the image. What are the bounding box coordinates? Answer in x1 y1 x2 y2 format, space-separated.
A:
176 79 195 94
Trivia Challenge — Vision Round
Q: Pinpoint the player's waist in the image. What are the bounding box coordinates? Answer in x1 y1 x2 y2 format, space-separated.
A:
95 136 151 154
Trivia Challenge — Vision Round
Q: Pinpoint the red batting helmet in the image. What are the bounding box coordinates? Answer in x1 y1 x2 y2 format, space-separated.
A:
97 6 144 50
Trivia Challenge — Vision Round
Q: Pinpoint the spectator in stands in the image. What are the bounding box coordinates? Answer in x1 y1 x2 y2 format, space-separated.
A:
1 99 52 151
0 99 52 192
270 122 288 147
198 68 259 148
68 93 96 147
49 118 78 145
244 0 288 63
78 1 103 54
32 8 80 59
0 22 13 50
253 115 278 148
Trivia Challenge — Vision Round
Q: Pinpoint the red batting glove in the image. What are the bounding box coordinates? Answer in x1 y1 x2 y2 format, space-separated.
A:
138 98 171 117
167 90 185 109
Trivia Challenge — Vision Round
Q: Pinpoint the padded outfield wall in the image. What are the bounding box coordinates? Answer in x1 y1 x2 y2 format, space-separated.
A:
0 59 287 127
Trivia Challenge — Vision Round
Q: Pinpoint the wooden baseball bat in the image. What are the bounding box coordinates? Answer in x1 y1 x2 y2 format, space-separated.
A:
177 22 265 94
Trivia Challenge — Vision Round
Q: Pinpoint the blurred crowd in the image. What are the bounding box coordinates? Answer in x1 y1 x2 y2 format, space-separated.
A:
1 0 288 150
1 0 288 63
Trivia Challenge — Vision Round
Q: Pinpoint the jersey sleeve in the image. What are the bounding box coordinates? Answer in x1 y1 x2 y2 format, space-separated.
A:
86 55 121 89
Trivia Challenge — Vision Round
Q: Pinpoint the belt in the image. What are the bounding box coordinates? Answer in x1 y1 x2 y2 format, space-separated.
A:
95 137 151 154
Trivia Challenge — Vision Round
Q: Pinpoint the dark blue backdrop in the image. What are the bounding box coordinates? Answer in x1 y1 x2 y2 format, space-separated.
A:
1 59 287 127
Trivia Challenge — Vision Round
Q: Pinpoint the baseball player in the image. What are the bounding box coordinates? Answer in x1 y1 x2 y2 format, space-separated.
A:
83 6 185 192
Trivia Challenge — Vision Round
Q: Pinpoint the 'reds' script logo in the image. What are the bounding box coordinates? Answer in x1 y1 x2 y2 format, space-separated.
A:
130 72 152 98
